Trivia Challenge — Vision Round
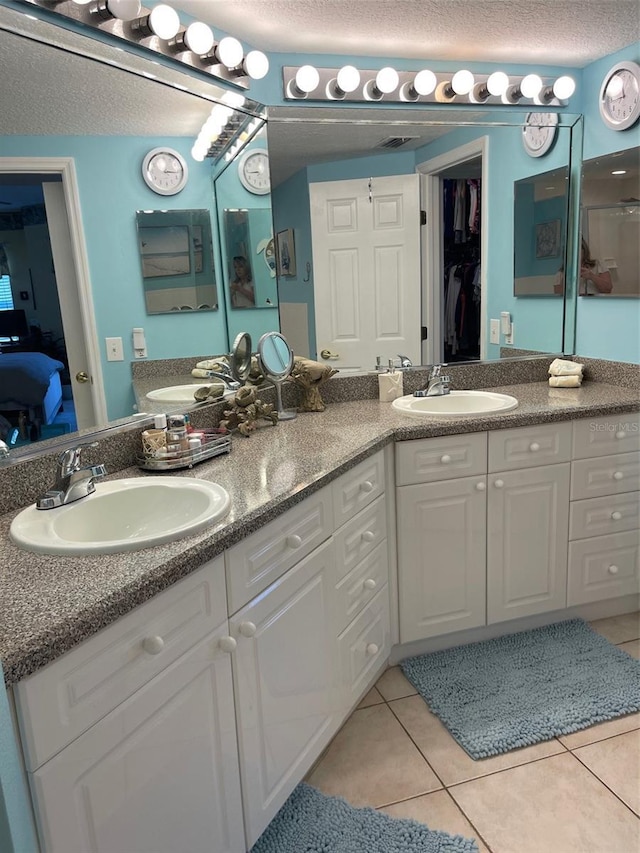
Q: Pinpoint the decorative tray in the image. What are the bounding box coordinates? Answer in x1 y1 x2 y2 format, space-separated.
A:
137 433 232 471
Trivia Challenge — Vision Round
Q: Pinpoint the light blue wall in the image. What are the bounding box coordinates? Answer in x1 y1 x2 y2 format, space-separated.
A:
574 42 640 364
0 135 228 421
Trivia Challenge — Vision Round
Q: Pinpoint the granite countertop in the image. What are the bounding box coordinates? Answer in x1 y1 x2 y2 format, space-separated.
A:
1 379 638 686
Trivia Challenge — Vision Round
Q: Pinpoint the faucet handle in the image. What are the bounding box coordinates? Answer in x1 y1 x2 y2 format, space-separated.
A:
58 441 99 475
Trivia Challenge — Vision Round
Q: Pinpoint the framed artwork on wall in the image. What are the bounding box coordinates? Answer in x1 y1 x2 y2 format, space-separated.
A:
535 219 561 259
276 228 296 276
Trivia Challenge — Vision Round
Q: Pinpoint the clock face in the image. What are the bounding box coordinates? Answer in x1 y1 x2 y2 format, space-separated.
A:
522 112 558 158
238 148 271 195
599 61 640 131
142 148 188 195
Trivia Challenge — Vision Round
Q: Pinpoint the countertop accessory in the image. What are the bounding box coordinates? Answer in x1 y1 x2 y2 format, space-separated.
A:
289 357 338 411
137 430 231 470
256 331 297 420
219 386 279 437
230 332 253 383
599 60 640 131
378 360 403 403
548 357 583 387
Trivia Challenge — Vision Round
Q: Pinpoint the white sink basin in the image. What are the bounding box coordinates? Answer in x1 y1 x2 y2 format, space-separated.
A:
146 384 229 404
392 390 519 418
10 477 231 556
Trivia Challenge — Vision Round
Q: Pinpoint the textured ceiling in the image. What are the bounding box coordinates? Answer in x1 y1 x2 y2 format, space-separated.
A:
177 0 640 67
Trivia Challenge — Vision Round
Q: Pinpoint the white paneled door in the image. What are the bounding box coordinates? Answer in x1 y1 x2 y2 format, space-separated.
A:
310 174 421 372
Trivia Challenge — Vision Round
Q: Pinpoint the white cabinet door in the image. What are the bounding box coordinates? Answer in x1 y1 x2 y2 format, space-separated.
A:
397 475 487 642
230 539 339 848
31 625 245 853
487 464 570 624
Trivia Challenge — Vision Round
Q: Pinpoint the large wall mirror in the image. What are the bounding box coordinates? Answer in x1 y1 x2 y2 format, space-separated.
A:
0 3 268 462
268 105 580 371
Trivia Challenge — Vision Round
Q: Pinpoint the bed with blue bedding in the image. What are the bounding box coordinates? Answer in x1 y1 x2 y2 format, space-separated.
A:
0 351 64 424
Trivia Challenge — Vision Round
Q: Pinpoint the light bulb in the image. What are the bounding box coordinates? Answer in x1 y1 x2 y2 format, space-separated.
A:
90 0 141 19
222 91 246 109
216 36 243 68
451 69 475 95
520 74 543 99
182 22 214 54
336 65 361 94
553 75 576 100
244 50 269 80
413 69 437 96
487 71 509 96
375 67 399 94
295 65 320 94
148 5 180 39
191 144 207 162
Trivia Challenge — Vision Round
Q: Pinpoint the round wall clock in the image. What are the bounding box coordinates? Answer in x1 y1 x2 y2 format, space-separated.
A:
522 112 559 157
237 148 271 195
599 60 640 131
142 147 188 195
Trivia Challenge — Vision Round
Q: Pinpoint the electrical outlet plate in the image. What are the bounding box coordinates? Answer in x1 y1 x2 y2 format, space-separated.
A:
505 324 514 345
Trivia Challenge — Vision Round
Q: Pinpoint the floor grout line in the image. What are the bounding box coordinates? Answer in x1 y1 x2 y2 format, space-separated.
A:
565 748 640 821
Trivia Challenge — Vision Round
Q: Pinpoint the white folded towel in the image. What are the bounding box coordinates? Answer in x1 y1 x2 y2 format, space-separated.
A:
548 358 584 377
549 374 582 388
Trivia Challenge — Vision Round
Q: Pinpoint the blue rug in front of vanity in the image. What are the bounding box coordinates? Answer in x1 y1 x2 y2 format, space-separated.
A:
400 618 640 760
251 783 478 853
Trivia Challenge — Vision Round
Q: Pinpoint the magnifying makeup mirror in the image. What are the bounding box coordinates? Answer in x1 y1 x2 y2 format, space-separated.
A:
230 332 253 384
256 332 297 421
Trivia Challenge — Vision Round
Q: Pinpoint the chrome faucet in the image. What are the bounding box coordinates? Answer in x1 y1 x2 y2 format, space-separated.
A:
0 439 9 460
414 364 451 397
36 442 107 510
204 370 241 390
396 354 413 369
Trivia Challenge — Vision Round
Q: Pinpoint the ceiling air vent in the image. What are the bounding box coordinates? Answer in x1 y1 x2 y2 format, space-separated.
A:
376 136 419 150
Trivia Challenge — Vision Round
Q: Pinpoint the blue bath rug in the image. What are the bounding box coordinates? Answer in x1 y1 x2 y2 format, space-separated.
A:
400 618 640 760
251 783 478 853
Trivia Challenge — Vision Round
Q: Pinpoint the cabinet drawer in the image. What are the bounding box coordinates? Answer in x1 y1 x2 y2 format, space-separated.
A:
332 450 385 526
333 495 387 584
571 452 640 501
569 492 640 541
15 556 227 772
573 412 640 459
395 432 487 486
225 485 333 615
488 422 572 472
337 585 390 713
568 530 640 606
334 541 389 635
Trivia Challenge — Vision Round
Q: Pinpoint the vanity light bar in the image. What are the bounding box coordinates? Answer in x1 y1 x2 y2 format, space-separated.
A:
282 66 574 107
19 0 269 89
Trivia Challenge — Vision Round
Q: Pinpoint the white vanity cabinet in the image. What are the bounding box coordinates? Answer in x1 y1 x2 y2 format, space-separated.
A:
567 413 640 605
14 556 246 853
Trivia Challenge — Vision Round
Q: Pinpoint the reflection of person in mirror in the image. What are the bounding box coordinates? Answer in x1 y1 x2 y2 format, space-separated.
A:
230 256 256 308
553 238 613 296
579 238 613 295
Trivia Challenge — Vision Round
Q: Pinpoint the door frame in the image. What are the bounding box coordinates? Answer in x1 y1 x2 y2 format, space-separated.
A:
416 136 489 364
0 157 107 424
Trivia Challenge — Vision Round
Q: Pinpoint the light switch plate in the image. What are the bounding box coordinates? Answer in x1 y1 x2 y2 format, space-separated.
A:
106 336 124 362
490 319 500 344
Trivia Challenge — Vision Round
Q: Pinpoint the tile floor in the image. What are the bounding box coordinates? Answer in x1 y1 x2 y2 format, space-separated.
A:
306 612 640 853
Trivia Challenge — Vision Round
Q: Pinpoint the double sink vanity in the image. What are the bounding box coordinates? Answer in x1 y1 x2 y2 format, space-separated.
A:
0 356 638 853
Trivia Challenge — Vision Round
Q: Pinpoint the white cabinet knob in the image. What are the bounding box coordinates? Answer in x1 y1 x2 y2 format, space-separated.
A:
365 643 379 656
218 636 237 653
239 621 257 638
615 431 626 440
361 530 376 543
440 454 452 464
608 565 619 575
613 471 624 481
611 511 623 521
286 534 302 549
359 480 374 493
529 442 540 452
142 635 165 655
475 481 486 491
494 479 504 489
363 578 377 591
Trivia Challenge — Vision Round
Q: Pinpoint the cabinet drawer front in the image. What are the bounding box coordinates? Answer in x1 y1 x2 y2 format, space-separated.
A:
568 530 640 606
337 584 390 713
573 412 640 459
571 452 640 501
570 492 640 541
333 495 387 584
488 422 572 472
335 541 389 635
15 556 227 772
332 450 385 526
225 486 333 615
395 432 487 486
